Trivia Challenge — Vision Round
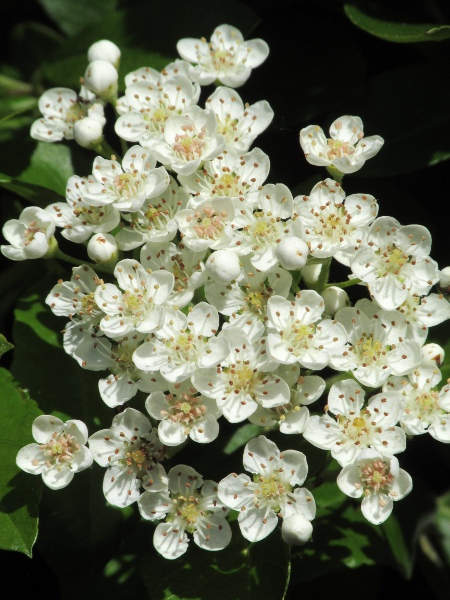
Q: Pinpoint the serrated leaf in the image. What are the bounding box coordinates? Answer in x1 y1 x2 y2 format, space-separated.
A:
140 521 290 600
0 172 64 207
223 424 265 455
0 368 42 557
344 2 450 43
0 333 14 357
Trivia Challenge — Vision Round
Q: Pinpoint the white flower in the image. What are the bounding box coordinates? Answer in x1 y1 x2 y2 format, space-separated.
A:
177 24 269 87
321 286 351 316
73 116 104 149
393 292 450 345
205 249 241 285
116 175 189 251
175 197 235 251
218 435 315 542
192 327 292 423
231 183 305 271
133 303 230 383
304 379 406 467
205 86 273 151
146 380 221 446
46 264 105 357
30 87 105 142
350 216 439 310
329 301 422 388
275 237 309 271
299 115 384 174
249 375 325 434
115 75 200 148
94 259 174 338
74 332 167 407
337 449 412 525
150 107 226 176
294 178 378 266
83 145 169 212
281 514 313 545
266 291 348 370
88 408 167 507
46 175 120 244
384 364 450 442
421 343 445 368
178 147 270 220
2 206 56 261
205 257 292 332
16 415 93 490
140 241 207 309
439 266 450 293
138 464 231 560
123 59 195 88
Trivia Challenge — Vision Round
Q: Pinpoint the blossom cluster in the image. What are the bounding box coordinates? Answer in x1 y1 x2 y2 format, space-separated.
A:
6 25 450 560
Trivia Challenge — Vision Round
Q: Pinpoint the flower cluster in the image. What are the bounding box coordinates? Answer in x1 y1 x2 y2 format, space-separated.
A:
9 24 450 562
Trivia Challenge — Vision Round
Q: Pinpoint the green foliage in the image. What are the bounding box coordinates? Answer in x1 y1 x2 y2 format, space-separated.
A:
140 522 291 600
344 2 450 43
38 0 118 37
0 368 42 557
0 334 14 357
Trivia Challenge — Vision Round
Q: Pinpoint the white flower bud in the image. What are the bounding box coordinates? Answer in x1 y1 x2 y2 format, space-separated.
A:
87 233 118 265
301 263 322 287
275 236 309 270
84 60 118 100
321 286 350 316
421 343 445 368
205 250 241 285
87 40 121 68
281 514 313 546
439 267 450 293
73 117 103 149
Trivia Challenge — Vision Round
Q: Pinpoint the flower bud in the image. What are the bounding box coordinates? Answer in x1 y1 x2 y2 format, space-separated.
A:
73 117 103 149
421 343 445 368
439 267 450 294
205 250 241 285
275 236 309 270
87 40 121 68
281 514 313 546
87 233 118 265
321 286 350 316
301 263 322 287
84 60 118 101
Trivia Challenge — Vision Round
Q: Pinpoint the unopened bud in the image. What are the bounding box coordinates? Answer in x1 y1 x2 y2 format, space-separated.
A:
421 343 445 368
439 267 450 294
301 263 322 287
275 236 309 270
87 233 118 265
84 60 118 102
73 117 103 149
205 250 241 285
88 40 121 69
281 514 313 546
321 286 350 316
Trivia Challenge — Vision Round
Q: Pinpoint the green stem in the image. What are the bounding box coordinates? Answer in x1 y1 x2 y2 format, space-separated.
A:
0 100 38 124
324 277 361 289
315 257 332 293
53 250 115 274
326 165 344 185
93 139 121 161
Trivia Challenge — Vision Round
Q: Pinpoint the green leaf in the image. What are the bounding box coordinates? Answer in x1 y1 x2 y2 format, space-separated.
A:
8 273 134 594
38 0 118 37
0 172 64 207
0 368 42 557
223 424 265 455
344 2 450 43
140 522 290 600
0 333 14 357
17 142 75 196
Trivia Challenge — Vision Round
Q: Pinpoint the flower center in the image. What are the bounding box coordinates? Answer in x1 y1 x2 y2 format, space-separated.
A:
38 432 79 468
378 246 409 277
80 292 97 316
113 172 140 198
359 459 394 493
356 334 388 365
173 124 206 161
192 206 226 239
164 391 207 426
122 292 145 314
253 471 291 512
66 102 87 124
24 221 42 245
326 139 355 160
